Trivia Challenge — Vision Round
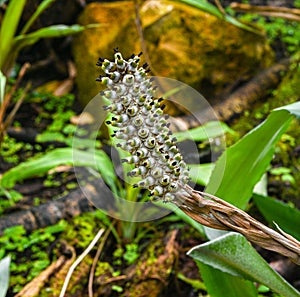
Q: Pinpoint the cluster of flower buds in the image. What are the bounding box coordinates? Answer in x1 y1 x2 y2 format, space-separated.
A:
96 49 189 202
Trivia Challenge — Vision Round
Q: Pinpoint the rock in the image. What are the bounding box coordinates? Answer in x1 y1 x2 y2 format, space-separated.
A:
72 0 274 108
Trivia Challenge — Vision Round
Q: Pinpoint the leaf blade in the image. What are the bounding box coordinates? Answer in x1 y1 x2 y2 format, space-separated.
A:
173 0 261 34
0 148 117 190
188 233 300 297
0 0 26 70
206 102 300 209
12 24 85 54
188 163 214 186
198 263 257 297
174 121 233 142
20 0 57 34
253 194 300 241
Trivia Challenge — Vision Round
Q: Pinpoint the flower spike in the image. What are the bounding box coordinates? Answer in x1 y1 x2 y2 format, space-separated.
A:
97 50 189 202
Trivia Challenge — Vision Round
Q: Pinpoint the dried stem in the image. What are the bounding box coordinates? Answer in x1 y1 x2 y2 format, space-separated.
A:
88 224 114 297
230 3 300 22
214 0 226 15
174 185 300 265
59 228 105 297
0 63 30 145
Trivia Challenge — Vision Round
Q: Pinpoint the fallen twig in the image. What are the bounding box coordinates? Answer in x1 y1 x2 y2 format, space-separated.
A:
88 223 114 297
230 3 300 22
59 228 105 297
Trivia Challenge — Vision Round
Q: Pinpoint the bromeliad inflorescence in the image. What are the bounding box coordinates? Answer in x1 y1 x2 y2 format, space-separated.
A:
95 50 300 265
96 49 189 202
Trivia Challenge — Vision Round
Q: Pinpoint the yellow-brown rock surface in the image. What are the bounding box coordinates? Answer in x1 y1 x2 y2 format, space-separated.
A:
72 0 274 108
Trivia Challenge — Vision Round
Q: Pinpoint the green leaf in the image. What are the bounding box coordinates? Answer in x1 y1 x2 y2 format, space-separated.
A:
174 121 233 142
253 194 300 241
173 0 261 34
0 148 117 190
188 163 214 186
0 0 26 70
20 0 57 35
188 233 300 297
199 102 300 297
173 0 223 18
206 101 300 209
12 24 85 53
223 14 262 35
276 103 300 117
198 264 257 297
0 256 10 297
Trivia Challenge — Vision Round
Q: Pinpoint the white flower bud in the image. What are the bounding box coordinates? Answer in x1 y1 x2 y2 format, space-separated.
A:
152 185 164 196
123 74 135 86
136 147 148 158
144 137 156 149
159 175 170 186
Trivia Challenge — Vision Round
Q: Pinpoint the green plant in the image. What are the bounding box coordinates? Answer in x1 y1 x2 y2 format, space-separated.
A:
181 101 300 297
96 50 300 296
0 0 86 76
0 0 93 144
1 47 300 296
269 166 295 184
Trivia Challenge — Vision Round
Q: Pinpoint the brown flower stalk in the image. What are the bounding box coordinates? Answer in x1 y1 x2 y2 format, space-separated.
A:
175 184 300 265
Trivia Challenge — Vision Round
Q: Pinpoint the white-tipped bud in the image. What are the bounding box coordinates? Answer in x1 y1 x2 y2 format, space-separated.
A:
109 71 121 82
133 116 144 127
152 185 164 196
144 137 156 149
122 156 139 164
168 181 178 192
151 167 163 178
127 137 141 148
164 192 175 202
126 106 139 117
104 102 123 113
138 128 150 139
129 166 147 177
159 175 170 186
102 89 116 99
142 158 156 168
123 74 135 86
136 147 148 158
138 176 155 188
102 59 114 72
113 131 128 140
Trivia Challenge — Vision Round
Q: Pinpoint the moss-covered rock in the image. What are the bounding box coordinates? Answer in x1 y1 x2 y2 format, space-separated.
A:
72 0 274 107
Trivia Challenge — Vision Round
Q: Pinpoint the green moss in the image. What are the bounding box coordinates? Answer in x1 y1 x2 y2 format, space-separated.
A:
0 222 67 294
1 211 109 295
63 211 106 249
